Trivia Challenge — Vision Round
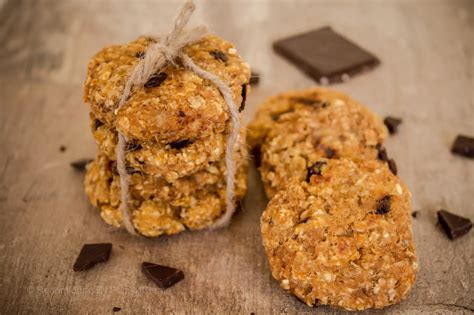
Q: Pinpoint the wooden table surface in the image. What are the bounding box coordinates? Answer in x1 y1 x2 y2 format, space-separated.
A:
0 0 473 313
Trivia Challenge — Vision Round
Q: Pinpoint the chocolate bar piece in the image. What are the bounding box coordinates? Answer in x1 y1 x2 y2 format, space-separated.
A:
73 243 112 271
141 262 184 289
437 210 472 239
273 26 379 84
451 135 474 158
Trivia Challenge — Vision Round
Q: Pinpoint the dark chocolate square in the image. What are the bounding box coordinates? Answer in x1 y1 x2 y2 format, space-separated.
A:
273 26 379 83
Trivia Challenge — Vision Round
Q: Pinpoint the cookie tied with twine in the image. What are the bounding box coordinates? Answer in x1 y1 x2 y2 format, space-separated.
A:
115 1 242 235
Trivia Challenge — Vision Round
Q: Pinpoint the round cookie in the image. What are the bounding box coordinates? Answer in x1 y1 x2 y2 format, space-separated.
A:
90 113 243 181
84 153 248 237
261 158 418 311
84 35 251 143
255 89 387 198
247 87 386 149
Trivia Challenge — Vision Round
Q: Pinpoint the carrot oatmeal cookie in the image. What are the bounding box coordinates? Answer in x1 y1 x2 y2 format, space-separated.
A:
84 35 251 143
90 113 246 181
261 158 418 311
258 102 386 197
84 153 248 236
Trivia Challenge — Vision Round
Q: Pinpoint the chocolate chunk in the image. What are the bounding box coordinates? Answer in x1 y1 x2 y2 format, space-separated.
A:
388 158 398 175
324 147 336 158
376 144 389 162
94 119 104 130
437 210 472 239
112 307 121 312
141 262 184 289
169 139 191 150
209 50 228 63
376 196 391 214
144 72 167 88
59 145 67 152
384 116 402 134
273 26 379 84
73 243 112 271
70 158 93 171
239 84 247 112
249 71 260 86
306 161 326 182
291 97 328 108
125 142 142 152
252 145 262 167
411 211 419 218
451 135 474 158
178 110 186 117
136 51 145 59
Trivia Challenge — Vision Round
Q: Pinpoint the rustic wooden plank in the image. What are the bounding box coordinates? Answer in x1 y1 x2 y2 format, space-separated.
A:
0 0 472 313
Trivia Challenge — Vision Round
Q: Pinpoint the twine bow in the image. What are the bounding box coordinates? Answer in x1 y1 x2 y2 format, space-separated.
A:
115 1 241 235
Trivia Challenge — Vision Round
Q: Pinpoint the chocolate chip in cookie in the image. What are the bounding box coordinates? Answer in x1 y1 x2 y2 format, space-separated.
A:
144 72 167 88
239 84 247 112
376 195 391 214
168 139 192 150
306 161 327 182
209 50 228 63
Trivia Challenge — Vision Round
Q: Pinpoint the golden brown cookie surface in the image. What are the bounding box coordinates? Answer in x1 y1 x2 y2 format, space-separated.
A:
261 159 418 311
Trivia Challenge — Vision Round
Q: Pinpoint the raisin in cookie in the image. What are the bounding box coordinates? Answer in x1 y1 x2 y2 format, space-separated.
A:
84 35 250 143
261 158 418 311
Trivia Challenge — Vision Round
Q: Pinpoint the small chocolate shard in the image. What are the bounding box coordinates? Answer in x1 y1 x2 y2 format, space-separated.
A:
273 26 380 84
94 119 104 130
376 195 391 214
141 262 184 289
411 211 419 218
136 51 145 59
70 158 93 171
388 159 398 175
376 144 389 162
169 139 191 150
324 147 336 158
249 71 260 85
112 307 121 312
437 210 472 239
239 84 247 112
209 50 228 63
384 116 402 134
60 145 67 152
306 161 326 182
144 72 168 89
73 243 112 271
451 135 474 158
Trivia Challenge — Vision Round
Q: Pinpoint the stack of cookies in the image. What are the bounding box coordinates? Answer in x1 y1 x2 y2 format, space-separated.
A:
249 88 418 311
83 35 251 237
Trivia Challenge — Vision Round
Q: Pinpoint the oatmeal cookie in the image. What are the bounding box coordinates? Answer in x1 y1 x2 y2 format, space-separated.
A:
258 97 386 197
84 35 251 143
84 154 248 236
90 113 245 181
247 87 386 149
261 158 418 311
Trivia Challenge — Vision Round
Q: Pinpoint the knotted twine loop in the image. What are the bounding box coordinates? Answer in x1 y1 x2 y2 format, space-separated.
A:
115 1 241 235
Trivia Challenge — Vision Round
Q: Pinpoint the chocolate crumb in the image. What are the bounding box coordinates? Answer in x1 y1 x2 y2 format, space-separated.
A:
209 50 228 63
136 51 145 59
169 139 191 150
249 71 260 85
73 243 112 272
94 119 104 130
384 116 402 134
178 110 186 117
239 84 247 112
144 72 167 89
388 159 398 175
59 145 67 152
306 161 326 182
411 211 419 218
376 196 391 215
112 307 121 312
437 209 472 239
141 262 184 289
376 144 389 162
451 135 474 158
70 158 93 171
324 147 336 158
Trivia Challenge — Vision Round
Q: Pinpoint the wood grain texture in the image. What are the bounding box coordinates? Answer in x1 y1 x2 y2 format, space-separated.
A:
0 0 473 313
